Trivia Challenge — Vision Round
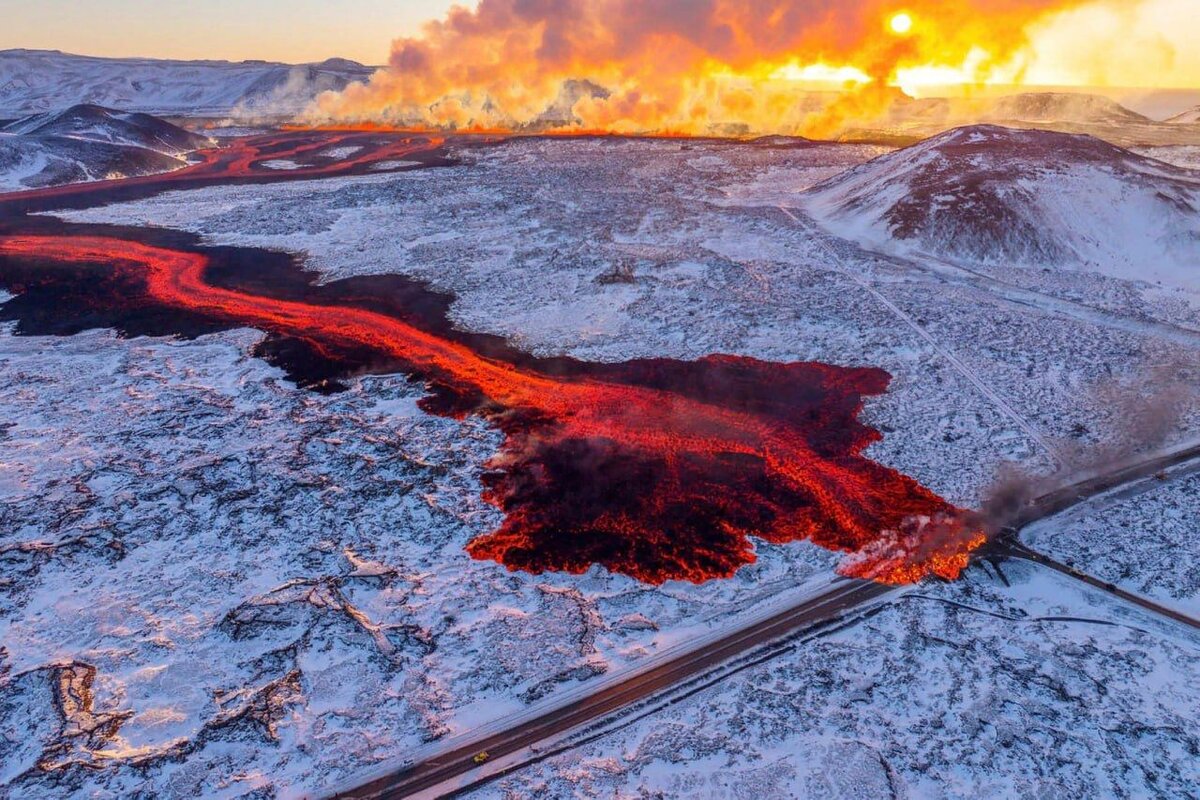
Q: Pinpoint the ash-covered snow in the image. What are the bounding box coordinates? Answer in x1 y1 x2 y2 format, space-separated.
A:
8 135 1200 795
470 561 1200 799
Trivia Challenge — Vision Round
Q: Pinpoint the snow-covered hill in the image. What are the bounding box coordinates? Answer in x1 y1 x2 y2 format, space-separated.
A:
0 136 183 190
1168 106 1200 125
0 104 211 190
1 104 210 154
0 49 376 117
846 92 1200 148
805 125 1200 287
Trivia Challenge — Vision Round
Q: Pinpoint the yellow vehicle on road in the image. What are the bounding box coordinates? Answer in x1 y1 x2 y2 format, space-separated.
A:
472 751 490 765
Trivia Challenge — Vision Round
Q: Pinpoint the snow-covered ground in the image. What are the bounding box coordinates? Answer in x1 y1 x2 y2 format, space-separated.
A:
1024 468 1200 618
4 135 1200 796
469 561 1200 799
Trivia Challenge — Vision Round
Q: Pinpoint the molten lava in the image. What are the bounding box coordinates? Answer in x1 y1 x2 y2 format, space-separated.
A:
0 130 986 585
0 130 450 213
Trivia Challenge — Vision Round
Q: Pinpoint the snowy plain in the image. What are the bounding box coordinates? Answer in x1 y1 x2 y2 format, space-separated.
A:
4 135 1200 797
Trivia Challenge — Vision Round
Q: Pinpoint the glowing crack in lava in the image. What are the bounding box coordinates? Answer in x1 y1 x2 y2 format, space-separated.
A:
0 228 984 585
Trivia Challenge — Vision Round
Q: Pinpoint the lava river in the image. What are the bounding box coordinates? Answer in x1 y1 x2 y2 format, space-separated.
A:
0 132 984 585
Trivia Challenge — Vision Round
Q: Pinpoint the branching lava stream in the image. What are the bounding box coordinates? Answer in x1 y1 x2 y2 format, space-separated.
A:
0 132 985 585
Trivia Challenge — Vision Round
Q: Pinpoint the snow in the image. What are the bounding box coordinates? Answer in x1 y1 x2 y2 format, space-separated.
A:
0 49 376 117
1024 465 1200 617
0 105 206 189
369 159 422 171
60 137 1200 492
469 561 1200 799
323 145 363 160
260 159 304 170
1132 145 1200 170
0 134 184 190
5 134 1200 796
804 125 1200 295
1167 106 1200 125
0 321 841 797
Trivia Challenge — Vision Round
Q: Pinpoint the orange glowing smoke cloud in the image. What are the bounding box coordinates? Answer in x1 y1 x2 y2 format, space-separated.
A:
309 0 1101 136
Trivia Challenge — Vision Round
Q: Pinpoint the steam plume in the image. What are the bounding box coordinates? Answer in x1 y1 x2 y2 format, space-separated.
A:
307 0 1105 136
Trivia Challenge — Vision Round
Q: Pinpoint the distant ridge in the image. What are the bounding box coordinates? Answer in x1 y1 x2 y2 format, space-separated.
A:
1167 106 1200 125
0 49 377 117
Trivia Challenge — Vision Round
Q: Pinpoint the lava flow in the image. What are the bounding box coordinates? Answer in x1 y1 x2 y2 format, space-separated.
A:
0 129 452 214
0 131 986 585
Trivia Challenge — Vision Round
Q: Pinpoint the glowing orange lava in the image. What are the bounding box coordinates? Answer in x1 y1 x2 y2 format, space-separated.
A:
0 229 984 584
0 131 987 584
0 130 449 212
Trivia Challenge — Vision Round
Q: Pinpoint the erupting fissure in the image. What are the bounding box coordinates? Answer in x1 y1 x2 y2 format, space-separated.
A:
0 132 985 585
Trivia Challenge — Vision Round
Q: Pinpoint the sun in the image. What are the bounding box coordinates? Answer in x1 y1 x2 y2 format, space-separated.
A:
889 12 914 35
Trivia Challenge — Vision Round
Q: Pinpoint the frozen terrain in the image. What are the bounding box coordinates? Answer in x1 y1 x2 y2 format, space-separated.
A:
805 125 1200 292
1024 468 1200 618
4 133 1200 796
470 562 1200 799
0 104 210 190
0 49 375 117
0 325 842 797
851 92 1200 148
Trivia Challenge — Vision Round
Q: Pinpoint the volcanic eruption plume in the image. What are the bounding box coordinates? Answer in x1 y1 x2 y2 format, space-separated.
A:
309 0 1111 136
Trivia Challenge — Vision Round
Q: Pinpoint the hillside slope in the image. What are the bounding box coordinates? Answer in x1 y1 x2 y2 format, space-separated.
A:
805 125 1200 287
1 104 211 154
0 104 211 190
0 49 375 117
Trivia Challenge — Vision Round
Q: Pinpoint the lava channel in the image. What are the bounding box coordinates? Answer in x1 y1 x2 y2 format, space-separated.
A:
0 228 986 585
0 130 452 214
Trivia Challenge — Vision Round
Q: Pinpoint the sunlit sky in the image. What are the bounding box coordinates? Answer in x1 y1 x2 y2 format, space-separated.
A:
2 0 1197 96
0 0 468 65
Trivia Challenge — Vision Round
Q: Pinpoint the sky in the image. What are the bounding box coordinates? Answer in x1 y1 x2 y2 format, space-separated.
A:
0 0 1195 113
0 0 467 65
